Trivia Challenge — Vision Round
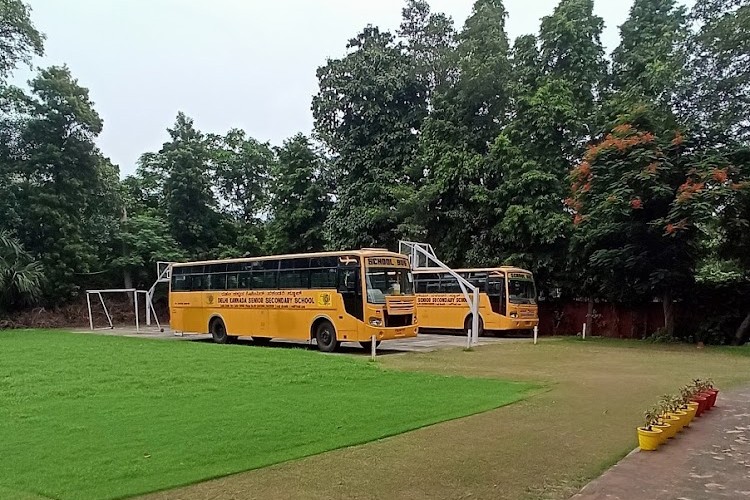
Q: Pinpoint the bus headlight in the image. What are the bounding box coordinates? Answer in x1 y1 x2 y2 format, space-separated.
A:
369 318 383 326
510 312 518 318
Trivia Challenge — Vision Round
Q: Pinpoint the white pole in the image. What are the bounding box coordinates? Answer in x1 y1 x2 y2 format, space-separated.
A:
472 288 480 345
533 325 538 345
371 335 376 361
86 292 93 330
134 290 139 333
146 290 151 326
98 292 113 329
582 322 587 340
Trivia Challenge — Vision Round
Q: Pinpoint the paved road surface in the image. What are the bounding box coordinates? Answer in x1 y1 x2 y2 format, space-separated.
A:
73 326 529 354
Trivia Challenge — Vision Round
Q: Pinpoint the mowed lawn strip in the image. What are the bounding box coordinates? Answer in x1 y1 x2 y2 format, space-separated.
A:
0 330 534 500
145 337 750 500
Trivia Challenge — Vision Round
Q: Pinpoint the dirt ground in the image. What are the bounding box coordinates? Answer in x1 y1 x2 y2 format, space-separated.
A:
137 338 750 500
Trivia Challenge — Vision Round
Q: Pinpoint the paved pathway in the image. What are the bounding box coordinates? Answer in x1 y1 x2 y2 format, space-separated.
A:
72 326 527 354
573 387 750 500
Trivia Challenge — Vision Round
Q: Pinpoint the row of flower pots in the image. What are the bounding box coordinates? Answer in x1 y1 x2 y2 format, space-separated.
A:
637 378 720 451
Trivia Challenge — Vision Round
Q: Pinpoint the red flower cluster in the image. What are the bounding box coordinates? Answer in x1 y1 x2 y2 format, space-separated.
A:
584 128 656 162
630 198 643 209
645 162 660 174
712 168 728 183
677 179 705 203
671 131 684 147
573 214 583 225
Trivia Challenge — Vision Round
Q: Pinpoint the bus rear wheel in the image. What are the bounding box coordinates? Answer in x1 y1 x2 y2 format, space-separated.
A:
210 318 235 344
315 321 339 353
464 315 485 337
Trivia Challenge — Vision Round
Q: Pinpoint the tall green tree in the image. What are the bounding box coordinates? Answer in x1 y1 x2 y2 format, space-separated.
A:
266 134 330 254
313 26 426 250
399 0 456 99
679 0 750 145
539 0 606 140
610 0 688 104
0 0 44 83
156 113 227 259
411 0 511 264
4 66 119 300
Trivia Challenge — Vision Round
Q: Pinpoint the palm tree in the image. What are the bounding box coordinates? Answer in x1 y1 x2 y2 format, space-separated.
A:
0 230 44 310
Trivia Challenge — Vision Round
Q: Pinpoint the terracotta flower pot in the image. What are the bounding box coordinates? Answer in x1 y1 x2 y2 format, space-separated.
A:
706 389 719 407
637 427 663 451
691 396 708 416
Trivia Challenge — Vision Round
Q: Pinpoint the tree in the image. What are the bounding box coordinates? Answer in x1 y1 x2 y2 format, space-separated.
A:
0 0 44 82
111 214 184 290
568 107 694 335
313 26 426 250
666 146 750 342
158 113 226 259
538 0 606 139
410 0 511 264
610 0 688 104
5 66 119 300
398 0 457 99
678 0 750 145
266 134 330 254
0 230 43 311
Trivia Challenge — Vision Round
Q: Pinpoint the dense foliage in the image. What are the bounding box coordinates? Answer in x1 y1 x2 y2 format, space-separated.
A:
1 0 749 343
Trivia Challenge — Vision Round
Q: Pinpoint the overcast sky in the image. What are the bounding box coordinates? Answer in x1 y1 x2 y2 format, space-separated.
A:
17 0 692 177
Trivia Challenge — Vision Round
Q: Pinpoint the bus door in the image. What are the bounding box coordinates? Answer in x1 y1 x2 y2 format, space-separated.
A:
487 273 506 316
338 266 363 321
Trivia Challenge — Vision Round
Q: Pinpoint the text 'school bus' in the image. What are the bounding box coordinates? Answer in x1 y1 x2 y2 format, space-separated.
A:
413 267 538 336
169 249 418 352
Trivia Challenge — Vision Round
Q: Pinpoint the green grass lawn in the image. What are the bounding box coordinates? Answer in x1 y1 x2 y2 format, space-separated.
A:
0 330 533 500
146 336 750 500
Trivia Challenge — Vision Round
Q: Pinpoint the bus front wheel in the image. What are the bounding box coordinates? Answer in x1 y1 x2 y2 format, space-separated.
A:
210 318 235 344
464 315 485 337
315 321 339 353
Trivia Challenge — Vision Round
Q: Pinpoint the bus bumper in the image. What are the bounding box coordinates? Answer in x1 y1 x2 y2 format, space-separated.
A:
364 324 418 341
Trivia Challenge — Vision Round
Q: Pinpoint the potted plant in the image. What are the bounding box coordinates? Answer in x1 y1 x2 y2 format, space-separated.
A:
679 386 698 425
637 408 663 451
658 399 682 438
704 378 719 407
661 394 687 432
690 380 708 416
650 406 672 444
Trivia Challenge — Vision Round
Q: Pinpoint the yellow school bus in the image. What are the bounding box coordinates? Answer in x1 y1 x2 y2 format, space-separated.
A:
169 249 417 352
413 267 538 335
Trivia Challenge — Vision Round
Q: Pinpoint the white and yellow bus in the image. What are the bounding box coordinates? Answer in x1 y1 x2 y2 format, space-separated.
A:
169 249 417 352
413 267 538 336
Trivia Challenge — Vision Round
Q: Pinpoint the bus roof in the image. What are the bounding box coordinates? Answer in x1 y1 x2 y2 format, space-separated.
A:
412 266 533 275
171 249 408 267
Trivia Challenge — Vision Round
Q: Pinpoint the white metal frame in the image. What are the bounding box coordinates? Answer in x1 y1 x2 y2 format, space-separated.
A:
146 261 172 328
398 240 480 347
85 289 157 332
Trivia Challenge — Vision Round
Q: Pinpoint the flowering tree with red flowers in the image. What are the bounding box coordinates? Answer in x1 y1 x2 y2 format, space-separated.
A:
568 107 696 335
666 147 750 343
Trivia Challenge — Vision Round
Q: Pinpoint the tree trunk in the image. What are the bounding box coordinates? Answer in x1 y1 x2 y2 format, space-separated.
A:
663 289 674 336
585 298 594 337
733 311 750 346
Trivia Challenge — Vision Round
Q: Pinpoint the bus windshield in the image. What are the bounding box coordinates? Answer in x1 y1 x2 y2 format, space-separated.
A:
365 268 414 304
508 278 536 304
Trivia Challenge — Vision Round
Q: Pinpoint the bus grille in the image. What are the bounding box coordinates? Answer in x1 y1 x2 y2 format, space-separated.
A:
386 298 414 315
